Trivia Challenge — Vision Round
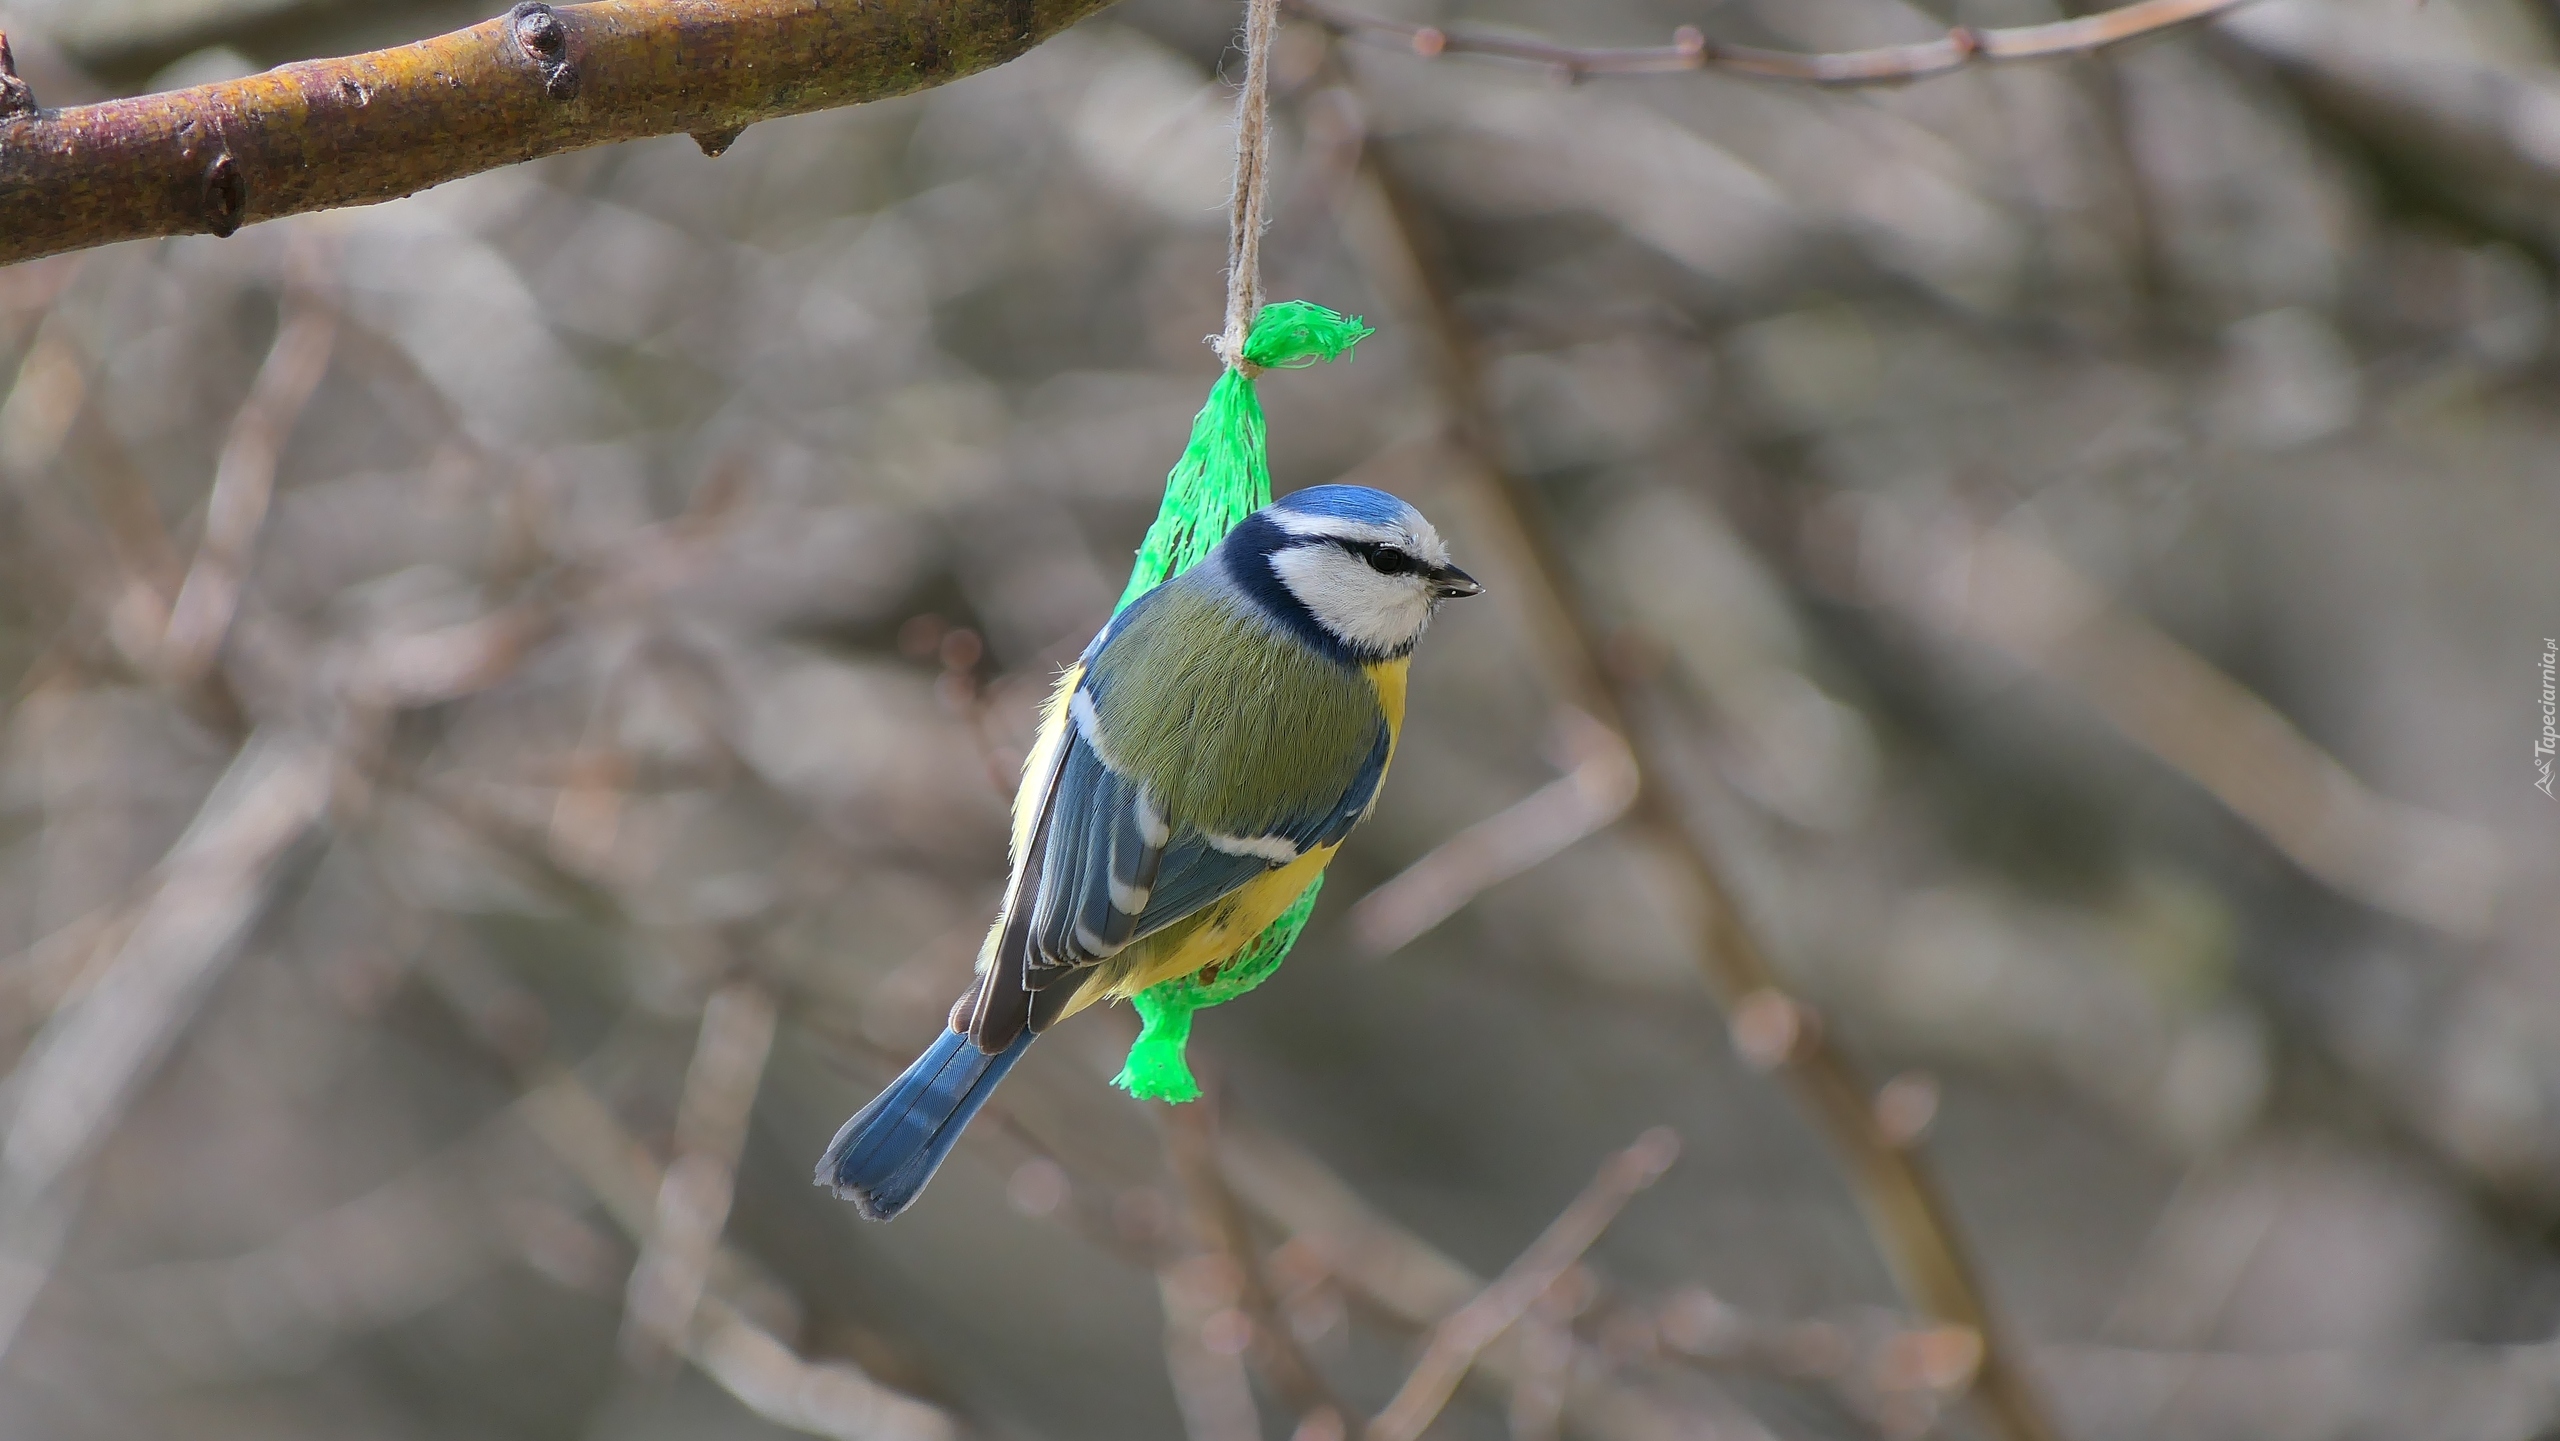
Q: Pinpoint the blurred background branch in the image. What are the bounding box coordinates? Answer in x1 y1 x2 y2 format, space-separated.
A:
0 1 2551 1439
1290 0 2253 86
1348 707 1635 957
1366 1127 1679 1441
1804 493 2517 939
1332 124 2061 1441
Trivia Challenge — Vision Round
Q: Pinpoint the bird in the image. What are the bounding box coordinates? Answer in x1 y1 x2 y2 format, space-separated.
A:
817 484 1482 1220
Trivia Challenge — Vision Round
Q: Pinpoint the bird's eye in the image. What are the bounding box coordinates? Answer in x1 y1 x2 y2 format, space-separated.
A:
1350 542 1418 576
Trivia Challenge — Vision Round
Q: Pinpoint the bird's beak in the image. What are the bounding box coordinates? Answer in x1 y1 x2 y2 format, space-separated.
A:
1427 564 1483 599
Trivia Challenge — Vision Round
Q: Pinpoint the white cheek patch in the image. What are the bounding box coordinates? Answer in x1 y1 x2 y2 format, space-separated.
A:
1270 545 1433 655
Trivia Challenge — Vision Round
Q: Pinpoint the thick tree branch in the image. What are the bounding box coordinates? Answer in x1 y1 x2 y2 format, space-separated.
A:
0 0 1115 267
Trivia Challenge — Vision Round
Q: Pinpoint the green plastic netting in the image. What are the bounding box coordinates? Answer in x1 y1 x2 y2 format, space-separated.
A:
1107 300 1374 1103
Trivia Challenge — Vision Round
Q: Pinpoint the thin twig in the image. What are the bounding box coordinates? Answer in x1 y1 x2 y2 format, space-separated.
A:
1215 1110 1714 1441
0 733 335 1363
0 314 248 732
1648 1290 1987 1437
1289 0 2250 87
0 584 539 1376
622 978 780 1367
99 1058 630 1377
2053 0 2174 310
2 317 225 726
517 1068 956 1441
160 250 339 685
2221 0 2560 255
1505 1277 1576 1441
826 1011 1726 1441
1812 495 2512 938
1367 1128 1679 1441
1348 708 1634 956
0 739 332 1186
690 1292 959 1441
1160 1247 1271 1441
1163 1093 1356 1434
1331 127 2062 1441
371 752 959 1441
910 1052 1727 1441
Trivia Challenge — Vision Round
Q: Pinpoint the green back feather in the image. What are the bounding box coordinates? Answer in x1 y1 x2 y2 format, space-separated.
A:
1093 587 1380 835
1109 301 1373 1103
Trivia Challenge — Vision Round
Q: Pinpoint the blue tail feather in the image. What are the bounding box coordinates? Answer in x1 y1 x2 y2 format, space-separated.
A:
817 1028 1032 1221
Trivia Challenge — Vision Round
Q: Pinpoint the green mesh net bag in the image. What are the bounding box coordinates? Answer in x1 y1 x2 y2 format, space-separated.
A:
1107 299 1374 1104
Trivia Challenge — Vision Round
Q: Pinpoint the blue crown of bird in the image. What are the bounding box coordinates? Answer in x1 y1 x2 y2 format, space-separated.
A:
818 484 1481 1220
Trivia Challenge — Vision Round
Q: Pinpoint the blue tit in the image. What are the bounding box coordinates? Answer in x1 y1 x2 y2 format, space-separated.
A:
818 484 1481 1219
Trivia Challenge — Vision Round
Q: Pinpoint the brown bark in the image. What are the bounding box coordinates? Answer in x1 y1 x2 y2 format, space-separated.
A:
0 0 1117 267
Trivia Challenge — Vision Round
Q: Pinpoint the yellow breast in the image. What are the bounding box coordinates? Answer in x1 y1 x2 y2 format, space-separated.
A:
1364 654 1411 734
1061 844 1340 1017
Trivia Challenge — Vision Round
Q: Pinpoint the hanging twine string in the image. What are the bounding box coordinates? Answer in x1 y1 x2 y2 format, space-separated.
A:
1215 0 1283 377
1108 0 1374 1103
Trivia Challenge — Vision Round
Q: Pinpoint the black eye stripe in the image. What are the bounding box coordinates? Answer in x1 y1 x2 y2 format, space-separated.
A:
1340 539 1419 575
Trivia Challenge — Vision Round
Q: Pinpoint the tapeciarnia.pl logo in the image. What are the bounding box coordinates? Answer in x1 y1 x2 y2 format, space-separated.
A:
2539 638 2557 798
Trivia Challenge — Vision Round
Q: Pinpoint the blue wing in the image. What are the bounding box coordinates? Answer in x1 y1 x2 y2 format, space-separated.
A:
1022 726 1167 971
1021 687 1390 982
1128 722 1389 930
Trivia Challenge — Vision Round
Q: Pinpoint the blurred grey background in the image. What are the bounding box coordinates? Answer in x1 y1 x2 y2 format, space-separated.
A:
0 0 2556 1438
